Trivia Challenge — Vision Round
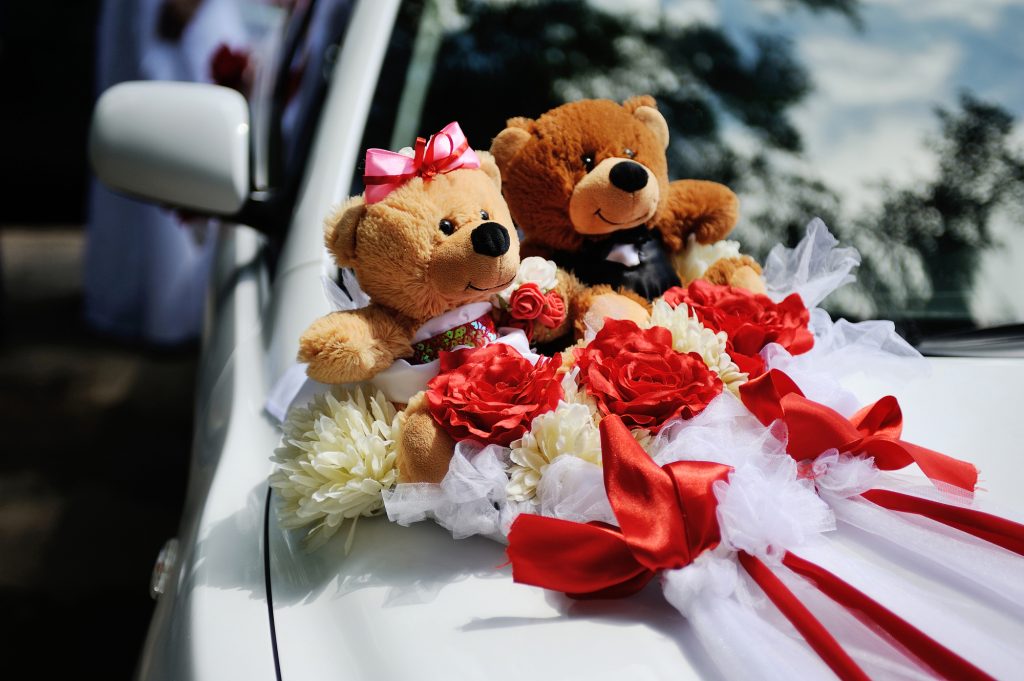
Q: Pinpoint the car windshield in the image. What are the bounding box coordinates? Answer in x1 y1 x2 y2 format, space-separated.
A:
355 0 1024 343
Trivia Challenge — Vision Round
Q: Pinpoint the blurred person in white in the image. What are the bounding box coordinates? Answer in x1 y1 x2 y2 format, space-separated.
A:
85 0 252 344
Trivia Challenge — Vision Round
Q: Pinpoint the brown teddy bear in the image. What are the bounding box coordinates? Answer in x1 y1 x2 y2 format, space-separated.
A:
298 126 532 483
491 95 763 331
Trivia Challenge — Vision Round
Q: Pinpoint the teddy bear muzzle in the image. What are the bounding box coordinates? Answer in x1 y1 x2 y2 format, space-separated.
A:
430 220 520 297
568 157 661 236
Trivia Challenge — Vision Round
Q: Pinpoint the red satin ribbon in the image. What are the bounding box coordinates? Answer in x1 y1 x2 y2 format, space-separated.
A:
507 415 731 598
861 488 1024 557
739 369 978 492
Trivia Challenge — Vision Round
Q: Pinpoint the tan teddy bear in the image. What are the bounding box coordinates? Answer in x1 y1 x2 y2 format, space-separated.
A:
491 96 764 341
297 133 528 484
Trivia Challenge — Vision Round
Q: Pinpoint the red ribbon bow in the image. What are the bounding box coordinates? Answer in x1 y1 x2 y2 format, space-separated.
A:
507 415 732 598
739 369 978 492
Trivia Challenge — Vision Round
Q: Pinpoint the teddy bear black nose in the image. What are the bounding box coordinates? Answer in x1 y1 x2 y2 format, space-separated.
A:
471 222 511 257
609 160 649 193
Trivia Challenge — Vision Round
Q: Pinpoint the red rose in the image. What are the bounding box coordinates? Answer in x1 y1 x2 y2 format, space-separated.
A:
663 280 812 377
427 343 563 446
509 283 546 320
573 319 722 433
538 290 567 328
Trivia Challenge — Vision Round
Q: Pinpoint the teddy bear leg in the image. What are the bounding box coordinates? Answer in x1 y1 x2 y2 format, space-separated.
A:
573 285 651 338
702 256 766 295
396 392 456 484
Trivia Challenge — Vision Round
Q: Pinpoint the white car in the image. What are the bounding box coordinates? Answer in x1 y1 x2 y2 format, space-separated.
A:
91 1 1024 679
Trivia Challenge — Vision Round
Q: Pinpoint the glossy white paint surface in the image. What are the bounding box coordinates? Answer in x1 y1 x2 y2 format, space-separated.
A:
90 81 250 214
136 224 277 681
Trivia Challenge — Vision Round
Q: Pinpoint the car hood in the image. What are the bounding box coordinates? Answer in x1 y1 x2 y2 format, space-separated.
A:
266 356 1024 680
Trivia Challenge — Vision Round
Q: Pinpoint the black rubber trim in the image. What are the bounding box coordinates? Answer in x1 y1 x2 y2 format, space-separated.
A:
263 487 284 681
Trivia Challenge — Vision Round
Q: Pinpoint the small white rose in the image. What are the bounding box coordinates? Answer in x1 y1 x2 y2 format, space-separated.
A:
495 257 560 306
516 257 559 292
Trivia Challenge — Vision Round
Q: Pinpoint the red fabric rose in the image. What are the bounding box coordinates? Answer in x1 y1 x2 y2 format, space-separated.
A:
427 343 563 446
663 280 812 377
537 290 567 328
573 319 722 433
509 283 546 320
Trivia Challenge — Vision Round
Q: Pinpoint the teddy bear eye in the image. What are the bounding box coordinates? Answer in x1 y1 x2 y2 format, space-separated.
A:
623 148 636 159
438 218 455 235
581 153 596 172
480 210 489 220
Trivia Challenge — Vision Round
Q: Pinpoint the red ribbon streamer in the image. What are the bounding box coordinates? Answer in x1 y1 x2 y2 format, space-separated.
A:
738 552 871 681
507 415 731 598
861 488 1024 557
739 369 978 492
782 552 993 680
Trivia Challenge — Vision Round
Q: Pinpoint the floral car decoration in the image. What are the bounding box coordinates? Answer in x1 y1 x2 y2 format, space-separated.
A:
270 218 1024 681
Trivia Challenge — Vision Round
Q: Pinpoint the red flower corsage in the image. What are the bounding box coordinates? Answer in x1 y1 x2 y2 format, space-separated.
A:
664 280 812 377
426 343 563 446
573 318 723 433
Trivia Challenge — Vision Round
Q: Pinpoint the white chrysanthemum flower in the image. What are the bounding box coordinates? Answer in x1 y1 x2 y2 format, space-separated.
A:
673 234 742 284
559 366 601 418
270 386 402 552
507 402 601 502
495 256 559 305
646 299 748 394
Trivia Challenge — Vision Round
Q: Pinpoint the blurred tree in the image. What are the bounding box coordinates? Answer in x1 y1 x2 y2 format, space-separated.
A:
841 94 1024 322
417 0 830 165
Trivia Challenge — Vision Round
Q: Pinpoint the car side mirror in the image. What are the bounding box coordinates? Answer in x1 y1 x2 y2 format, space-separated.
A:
90 81 251 215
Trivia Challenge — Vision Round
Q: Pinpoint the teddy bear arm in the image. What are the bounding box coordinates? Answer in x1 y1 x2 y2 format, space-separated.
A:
655 179 740 250
702 255 766 294
298 305 415 384
572 284 651 339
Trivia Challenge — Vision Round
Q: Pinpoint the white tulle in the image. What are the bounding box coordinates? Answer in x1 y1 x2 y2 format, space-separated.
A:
758 218 928 415
763 217 860 308
533 454 615 525
382 441 513 542
714 458 834 561
662 552 838 681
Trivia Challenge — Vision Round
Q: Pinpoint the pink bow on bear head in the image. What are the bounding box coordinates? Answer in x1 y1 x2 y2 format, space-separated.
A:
363 121 480 204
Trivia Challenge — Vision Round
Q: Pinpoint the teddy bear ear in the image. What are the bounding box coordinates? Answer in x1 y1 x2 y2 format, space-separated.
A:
624 96 670 150
490 117 535 171
474 150 502 191
324 195 365 267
